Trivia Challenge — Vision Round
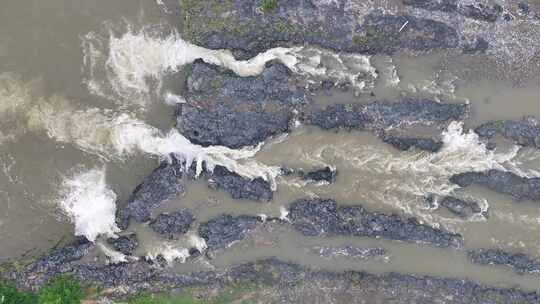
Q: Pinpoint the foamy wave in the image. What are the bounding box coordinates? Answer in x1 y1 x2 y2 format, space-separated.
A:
146 234 207 265
146 243 190 265
82 23 377 109
97 242 130 265
59 167 120 242
0 73 38 144
294 122 534 227
29 103 280 186
293 47 378 92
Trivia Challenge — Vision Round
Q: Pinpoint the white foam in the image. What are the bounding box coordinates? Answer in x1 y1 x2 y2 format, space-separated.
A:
146 243 190 265
279 206 290 222
164 92 186 105
28 103 280 187
82 24 377 109
187 234 208 253
58 167 120 242
293 47 378 92
0 73 37 144
278 121 537 228
97 242 129 265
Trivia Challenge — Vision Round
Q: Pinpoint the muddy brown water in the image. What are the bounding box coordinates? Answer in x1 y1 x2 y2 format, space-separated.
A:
1 0 540 293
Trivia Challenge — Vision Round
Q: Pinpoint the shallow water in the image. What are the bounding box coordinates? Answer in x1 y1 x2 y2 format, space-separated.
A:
1 0 540 292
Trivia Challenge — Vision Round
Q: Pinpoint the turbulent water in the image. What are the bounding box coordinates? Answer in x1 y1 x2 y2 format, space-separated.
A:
2 0 540 295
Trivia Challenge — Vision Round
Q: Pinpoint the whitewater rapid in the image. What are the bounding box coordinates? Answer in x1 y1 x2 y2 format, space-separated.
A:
5 20 540 254
58 167 120 242
82 23 377 110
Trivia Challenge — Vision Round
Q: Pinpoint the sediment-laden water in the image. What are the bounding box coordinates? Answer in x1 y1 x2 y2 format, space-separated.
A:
2 0 540 302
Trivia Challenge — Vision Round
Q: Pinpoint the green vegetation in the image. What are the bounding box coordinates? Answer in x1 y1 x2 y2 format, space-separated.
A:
126 285 262 304
0 280 36 304
493 120 505 129
1 276 263 304
353 24 381 47
261 0 279 13
178 0 247 44
38 275 82 304
127 293 202 304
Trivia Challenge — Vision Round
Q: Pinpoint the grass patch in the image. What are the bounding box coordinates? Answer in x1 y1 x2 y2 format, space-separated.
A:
127 292 202 304
0 280 36 304
261 0 279 13
127 285 261 304
38 275 82 304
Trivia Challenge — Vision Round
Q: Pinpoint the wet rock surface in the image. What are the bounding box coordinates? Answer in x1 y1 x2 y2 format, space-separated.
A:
117 160 185 229
475 117 540 149
468 248 540 275
288 198 463 248
107 234 138 256
450 169 540 201
198 215 262 250
204 165 273 202
176 0 459 58
149 210 194 240
382 135 443 152
178 62 305 149
117 158 274 231
299 167 337 184
427 195 485 219
303 100 468 132
7 256 540 303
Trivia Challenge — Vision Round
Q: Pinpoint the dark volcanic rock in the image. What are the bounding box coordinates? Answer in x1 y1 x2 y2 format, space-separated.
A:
300 167 337 184
107 234 138 256
459 3 503 22
358 12 458 54
403 0 502 22
11 237 94 288
403 0 458 12
198 215 261 250
382 135 443 152
475 117 540 149
288 198 463 248
450 169 540 201
439 196 483 219
178 62 305 149
149 210 194 240
304 100 468 131
10 258 540 303
427 195 485 219
117 160 184 229
463 37 490 54
205 166 273 201
177 1 459 58
468 248 540 275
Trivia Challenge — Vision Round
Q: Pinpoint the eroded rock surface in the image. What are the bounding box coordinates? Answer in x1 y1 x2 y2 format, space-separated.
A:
382 135 443 152
204 166 273 202
107 234 138 256
299 167 337 184
427 195 485 219
288 198 463 248
178 62 305 149
8 257 540 303
198 215 262 250
149 210 194 240
176 1 459 58
468 248 540 275
304 101 467 131
117 160 185 229
450 169 540 201
475 117 540 149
